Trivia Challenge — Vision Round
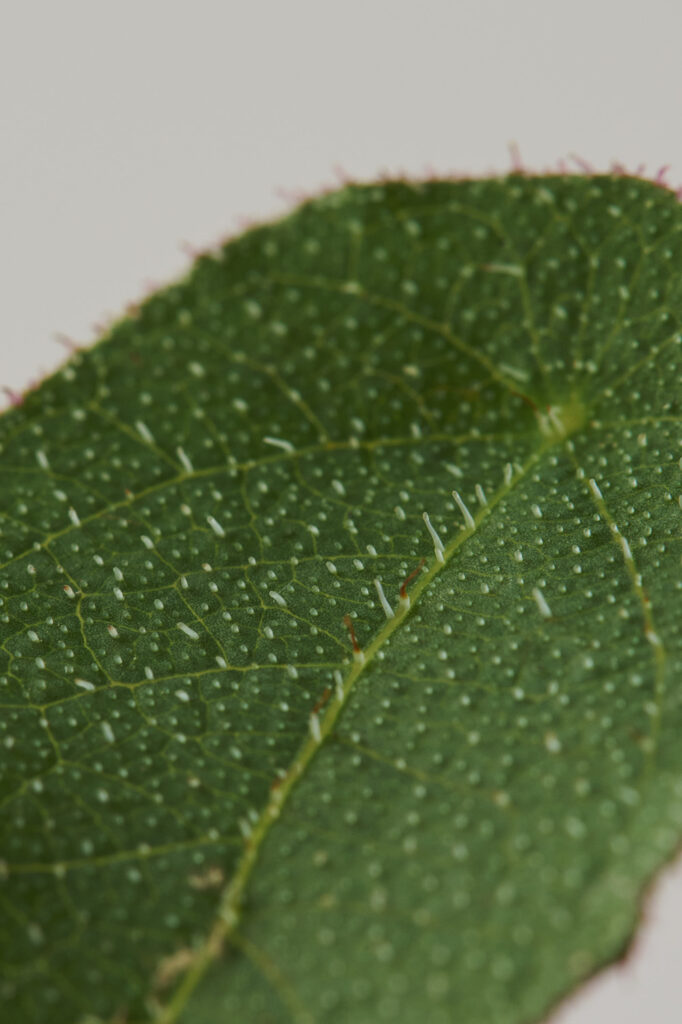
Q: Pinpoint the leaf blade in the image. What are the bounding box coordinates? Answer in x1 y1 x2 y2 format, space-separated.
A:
1 174 682 1023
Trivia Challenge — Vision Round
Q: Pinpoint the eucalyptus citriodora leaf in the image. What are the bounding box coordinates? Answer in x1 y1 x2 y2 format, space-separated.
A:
1 175 682 1024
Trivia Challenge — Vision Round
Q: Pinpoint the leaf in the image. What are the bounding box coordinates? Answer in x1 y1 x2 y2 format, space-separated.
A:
1 173 682 1024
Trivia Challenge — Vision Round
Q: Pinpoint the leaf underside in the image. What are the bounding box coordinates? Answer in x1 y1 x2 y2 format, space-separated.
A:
1 174 682 1024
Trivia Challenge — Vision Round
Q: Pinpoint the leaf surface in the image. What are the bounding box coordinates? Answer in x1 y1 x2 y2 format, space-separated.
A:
2 175 682 1024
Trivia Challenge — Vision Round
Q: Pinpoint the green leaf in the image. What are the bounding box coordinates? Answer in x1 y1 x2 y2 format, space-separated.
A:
2 174 682 1024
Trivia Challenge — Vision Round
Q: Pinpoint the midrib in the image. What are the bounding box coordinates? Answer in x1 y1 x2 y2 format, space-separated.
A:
151 435 552 1024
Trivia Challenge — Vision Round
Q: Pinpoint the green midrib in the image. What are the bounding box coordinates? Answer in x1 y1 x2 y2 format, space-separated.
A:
151 432 556 1024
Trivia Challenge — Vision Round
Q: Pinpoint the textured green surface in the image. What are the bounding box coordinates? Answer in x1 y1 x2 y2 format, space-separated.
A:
1 174 682 1024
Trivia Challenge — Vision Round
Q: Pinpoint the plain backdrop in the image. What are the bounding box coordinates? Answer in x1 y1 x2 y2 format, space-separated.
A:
1 2 681 1021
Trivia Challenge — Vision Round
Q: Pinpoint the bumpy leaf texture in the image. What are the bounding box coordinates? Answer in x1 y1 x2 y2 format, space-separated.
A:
1 175 682 1024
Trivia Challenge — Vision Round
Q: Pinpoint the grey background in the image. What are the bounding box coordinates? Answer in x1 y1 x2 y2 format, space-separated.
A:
1 1 681 1020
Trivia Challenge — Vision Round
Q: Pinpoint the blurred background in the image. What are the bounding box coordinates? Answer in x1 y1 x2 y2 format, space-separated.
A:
1 2 681 1020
